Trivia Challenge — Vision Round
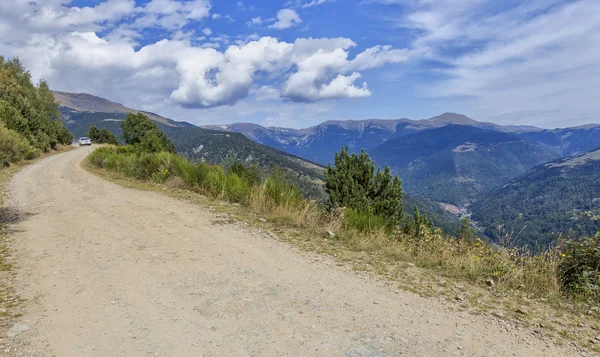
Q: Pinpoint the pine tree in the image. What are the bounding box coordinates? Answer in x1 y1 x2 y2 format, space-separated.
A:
413 206 421 236
88 126 101 142
459 217 475 241
325 147 403 227
99 128 119 145
121 113 175 153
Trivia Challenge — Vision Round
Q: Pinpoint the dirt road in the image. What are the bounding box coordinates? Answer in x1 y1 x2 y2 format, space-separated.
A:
3 147 579 356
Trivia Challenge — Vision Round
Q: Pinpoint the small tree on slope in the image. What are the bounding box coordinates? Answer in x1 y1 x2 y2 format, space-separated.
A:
325 147 403 227
121 113 175 153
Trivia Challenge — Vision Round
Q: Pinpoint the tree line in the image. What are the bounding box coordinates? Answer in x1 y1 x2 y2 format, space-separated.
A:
0 57 73 165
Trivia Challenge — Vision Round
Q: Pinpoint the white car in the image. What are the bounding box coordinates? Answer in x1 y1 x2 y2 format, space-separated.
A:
78 137 92 146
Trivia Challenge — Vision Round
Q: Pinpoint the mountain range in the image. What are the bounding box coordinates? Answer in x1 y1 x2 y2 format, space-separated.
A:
202 113 546 165
54 90 600 246
204 114 600 162
204 115 600 206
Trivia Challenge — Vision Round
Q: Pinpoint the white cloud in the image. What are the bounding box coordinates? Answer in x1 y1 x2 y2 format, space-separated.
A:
247 17 263 26
0 0 212 42
0 0 136 41
3 29 410 108
137 0 211 30
301 0 330 8
393 0 600 126
252 85 280 101
0 0 411 121
350 45 412 70
280 38 410 102
268 9 302 30
285 0 332 8
211 13 221 19
285 72 371 102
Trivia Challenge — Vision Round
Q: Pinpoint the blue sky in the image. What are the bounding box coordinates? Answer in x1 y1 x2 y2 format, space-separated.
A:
1 0 598 128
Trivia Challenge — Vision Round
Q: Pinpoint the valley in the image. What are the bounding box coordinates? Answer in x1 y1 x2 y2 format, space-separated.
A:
54 90 600 247
471 148 600 247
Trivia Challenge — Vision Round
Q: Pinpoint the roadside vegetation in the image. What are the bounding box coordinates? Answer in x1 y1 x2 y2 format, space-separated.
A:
86 113 600 308
0 57 72 166
87 125 119 145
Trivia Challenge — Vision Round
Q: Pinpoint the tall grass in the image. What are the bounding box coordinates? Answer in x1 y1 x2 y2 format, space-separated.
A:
88 147 321 227
88 146 594 302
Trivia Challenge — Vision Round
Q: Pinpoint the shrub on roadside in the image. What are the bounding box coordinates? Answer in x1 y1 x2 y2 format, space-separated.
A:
172 157 209 188
0 124 39 166
121 113 175 153
343 208 387 233
229 161 262 186
0 57 73 151
557 233 600 300
265 166 304 207
88 126 119 145
325 147 403 228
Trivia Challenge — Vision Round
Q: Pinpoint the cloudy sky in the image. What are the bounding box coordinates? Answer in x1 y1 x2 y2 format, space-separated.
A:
1 0 598 128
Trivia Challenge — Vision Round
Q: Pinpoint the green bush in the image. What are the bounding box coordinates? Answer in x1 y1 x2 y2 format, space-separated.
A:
558 233 600 300
224 173 251 203
343 208 387 233
87 145 308 210
0 124 39 165
87 126 118 145
265 167 304 207
172 157 209 188
55 121 73 145
116 145 137 155
0 57 73 151
229 161 262 186
121 113 175 153
326 147 403 227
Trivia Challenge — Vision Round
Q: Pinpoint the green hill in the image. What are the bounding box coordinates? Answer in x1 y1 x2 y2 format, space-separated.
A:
471 149 600 248
369 125 559 206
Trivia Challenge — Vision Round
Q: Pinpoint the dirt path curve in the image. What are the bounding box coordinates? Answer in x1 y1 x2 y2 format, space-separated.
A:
3 147 579 357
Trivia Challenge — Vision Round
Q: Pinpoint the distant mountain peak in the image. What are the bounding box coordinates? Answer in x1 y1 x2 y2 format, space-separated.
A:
319 118 409 132
53 90 173 126
423 113 480 126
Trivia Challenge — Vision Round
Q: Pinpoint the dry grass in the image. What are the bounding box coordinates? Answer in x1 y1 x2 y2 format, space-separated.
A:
333 228 562 298
247 184 324 228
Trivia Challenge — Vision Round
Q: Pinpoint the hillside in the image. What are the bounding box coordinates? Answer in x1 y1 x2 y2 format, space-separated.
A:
203 113 543 165
55 92 326 199
369 125 559 206
520 125 600 156
53 91 178 126
471 148 600 248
